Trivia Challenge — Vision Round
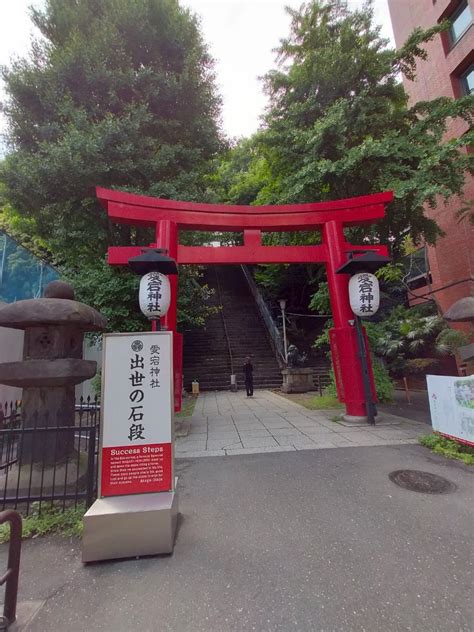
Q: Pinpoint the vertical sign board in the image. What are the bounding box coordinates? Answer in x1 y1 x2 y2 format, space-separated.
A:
427 374 474 446
100 331 174 497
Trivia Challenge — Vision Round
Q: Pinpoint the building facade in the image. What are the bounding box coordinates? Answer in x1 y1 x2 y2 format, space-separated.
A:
388 0 473 372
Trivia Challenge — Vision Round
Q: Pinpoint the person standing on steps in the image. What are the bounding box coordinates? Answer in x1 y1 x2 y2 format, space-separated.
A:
243 356 254 397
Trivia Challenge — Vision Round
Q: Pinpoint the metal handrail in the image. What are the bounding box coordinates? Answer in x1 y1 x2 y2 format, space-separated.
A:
240 265 287 365
0 510 22 628
214 267 235 376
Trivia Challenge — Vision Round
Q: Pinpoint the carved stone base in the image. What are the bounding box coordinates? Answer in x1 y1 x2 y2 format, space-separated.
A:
281 368 314 393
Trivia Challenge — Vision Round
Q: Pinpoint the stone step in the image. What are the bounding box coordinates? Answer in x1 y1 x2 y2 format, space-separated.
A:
183 264 314 393
185 382 284 390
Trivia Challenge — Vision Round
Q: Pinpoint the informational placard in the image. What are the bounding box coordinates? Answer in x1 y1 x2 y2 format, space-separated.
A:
100 332 174 497
426 374 474 446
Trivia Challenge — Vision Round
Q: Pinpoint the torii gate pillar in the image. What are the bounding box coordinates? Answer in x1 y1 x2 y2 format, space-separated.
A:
154 219 183 412
324 221 376 418
155 220 178 332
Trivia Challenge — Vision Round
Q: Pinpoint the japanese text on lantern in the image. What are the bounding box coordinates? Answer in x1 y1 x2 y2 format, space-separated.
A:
358 273 374 314
147 272 162 314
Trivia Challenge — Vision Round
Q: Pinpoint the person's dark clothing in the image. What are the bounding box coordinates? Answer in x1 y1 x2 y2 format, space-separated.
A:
243 362 254 396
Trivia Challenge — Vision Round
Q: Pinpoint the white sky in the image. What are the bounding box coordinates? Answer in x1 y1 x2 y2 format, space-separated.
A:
0 0 394 147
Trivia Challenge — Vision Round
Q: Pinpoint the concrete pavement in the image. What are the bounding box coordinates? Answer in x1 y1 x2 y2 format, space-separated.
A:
4 444 473 631
176 391 427 458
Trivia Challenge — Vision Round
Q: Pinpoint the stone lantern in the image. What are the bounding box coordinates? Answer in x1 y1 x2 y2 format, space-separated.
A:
0 281 106 464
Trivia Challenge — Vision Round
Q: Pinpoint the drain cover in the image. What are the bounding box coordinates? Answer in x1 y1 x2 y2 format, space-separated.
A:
389 470 456 494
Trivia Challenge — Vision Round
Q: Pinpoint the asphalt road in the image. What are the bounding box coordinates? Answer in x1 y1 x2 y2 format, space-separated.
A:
4 444 473 631
379 390 431 425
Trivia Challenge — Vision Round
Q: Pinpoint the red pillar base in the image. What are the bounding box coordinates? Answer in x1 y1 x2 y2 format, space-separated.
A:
329 327 377 418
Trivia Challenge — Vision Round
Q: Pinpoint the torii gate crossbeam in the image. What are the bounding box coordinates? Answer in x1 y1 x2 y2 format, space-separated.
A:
97 187 393 420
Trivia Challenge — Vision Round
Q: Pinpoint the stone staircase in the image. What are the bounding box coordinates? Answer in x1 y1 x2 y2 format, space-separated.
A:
183 266 283 391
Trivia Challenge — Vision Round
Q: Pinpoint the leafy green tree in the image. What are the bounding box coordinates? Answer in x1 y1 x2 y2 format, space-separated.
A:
65 258 218 336
0 0 223 329
1 0 222 263
216 0 473 256
365 305 470 376
258 0 473 252
213 0 473 346
211 136 272 206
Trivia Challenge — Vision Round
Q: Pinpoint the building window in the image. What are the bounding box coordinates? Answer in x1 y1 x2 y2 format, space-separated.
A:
449 1 472 46
460 64 474 94
403 247 431 290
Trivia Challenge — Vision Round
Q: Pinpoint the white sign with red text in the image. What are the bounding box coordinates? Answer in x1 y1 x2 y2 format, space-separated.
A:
100 332 173 497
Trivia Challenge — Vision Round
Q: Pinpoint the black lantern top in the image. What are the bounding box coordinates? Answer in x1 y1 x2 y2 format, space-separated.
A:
128 248 178 276
336 251 391 275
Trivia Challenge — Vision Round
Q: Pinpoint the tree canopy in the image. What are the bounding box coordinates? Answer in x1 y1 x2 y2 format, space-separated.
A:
1 0 472 338
218 0 473 253
1 0 222 265
0 0 224 331
214 0 473 316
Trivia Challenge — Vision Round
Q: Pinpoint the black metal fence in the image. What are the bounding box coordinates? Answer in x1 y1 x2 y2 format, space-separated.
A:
0 397 100 515
312 372 331 395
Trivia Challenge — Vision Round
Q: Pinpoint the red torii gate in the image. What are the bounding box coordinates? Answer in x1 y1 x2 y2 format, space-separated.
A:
97 187 392 419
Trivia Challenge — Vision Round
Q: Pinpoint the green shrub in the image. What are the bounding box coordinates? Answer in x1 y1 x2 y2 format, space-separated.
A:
372 361 394 403
303 394 343 410
403 358 440 374
419 434 474 465
90 370 102 397
325 359 394 403
0 503 85 543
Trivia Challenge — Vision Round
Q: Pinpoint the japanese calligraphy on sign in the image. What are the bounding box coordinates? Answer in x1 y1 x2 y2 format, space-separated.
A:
100 332 174 497
349 272 380 317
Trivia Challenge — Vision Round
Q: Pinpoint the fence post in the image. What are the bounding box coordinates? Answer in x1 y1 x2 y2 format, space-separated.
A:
85 426 97 509
0 510 22 626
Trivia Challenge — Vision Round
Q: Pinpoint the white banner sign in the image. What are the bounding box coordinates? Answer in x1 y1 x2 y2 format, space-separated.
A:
426 374 474 446
100 331 174 497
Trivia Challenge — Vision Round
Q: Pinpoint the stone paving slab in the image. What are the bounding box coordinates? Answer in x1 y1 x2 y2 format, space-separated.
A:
238 429 272 438
177 390 429 459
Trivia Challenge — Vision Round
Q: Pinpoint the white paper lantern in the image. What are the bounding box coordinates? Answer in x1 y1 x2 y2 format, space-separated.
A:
348 272 380 317
139 271 171 319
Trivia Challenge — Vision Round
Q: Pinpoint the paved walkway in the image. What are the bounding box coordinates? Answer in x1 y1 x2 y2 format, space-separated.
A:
176 390 427 458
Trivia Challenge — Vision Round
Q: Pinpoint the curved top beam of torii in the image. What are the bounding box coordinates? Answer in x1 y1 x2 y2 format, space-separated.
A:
98 187 392 266
97 187 393 232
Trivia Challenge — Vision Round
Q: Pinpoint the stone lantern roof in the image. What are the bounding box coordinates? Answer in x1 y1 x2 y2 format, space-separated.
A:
0 281 106 331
